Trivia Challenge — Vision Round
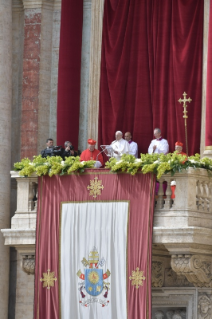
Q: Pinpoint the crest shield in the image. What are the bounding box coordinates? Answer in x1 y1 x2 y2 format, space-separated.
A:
85 269 103 296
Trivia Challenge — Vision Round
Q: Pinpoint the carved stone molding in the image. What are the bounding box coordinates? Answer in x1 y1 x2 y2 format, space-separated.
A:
171 254 212 288
165 268 193 288
152 261 165 288
22 255 35 275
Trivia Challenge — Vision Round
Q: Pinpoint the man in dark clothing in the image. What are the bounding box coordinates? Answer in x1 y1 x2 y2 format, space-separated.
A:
61 141 80 159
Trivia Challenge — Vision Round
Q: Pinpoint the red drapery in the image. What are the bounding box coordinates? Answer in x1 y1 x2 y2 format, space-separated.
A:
98 0 203 155
57 0 83 148
34 171 155 319
206 1 212 147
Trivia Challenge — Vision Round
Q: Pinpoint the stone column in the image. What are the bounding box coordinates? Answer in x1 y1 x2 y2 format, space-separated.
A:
49 0 61 143
0 2 12 319
37 0 54 153
21 0 54 159
202 0 211 158
78 0 92 151
87 0 105 144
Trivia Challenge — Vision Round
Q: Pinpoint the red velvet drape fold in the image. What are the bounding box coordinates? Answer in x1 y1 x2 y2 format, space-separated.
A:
99 0 203 155
206 1 212 146
57 0 83 148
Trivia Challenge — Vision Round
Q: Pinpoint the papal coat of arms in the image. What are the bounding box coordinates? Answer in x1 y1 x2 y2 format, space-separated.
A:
77 247 111 307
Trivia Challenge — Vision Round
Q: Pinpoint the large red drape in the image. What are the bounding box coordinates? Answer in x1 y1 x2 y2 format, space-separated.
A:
57 0 83 148
98 0 203 155
34 171 155 319
206 1 212 147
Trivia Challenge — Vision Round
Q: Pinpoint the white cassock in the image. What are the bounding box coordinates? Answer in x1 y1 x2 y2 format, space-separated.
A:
111 138 130 160
148 138 169 154
129 141 138 158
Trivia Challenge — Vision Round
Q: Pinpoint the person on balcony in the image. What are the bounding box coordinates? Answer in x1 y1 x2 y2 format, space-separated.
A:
148 128 169 154
111 131 130 160
62 141 80 158
124 131 138 158
175 141 187 156
80 139 104 168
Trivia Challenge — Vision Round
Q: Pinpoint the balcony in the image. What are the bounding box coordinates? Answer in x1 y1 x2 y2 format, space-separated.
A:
1 168 212 318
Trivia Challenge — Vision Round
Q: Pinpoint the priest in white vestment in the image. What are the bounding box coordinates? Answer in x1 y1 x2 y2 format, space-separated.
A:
148 128 169 154
111 131 130 160
124 132 138 157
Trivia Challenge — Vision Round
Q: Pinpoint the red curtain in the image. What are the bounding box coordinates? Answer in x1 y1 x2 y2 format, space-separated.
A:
98 0 203 155
57 0 83 148
34 171 155 319
206 1 212 146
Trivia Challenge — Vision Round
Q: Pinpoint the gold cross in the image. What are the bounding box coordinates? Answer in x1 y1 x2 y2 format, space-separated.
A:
129 267 146 289
40 269 57 290
87 177 104 198
178 92 192 119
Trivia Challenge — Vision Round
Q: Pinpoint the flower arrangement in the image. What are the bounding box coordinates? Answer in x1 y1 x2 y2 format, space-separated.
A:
105 153 212 179
13 155 95 177
13 153 212 179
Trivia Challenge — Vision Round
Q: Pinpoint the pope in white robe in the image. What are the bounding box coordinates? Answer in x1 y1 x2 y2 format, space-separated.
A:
111 131 130 160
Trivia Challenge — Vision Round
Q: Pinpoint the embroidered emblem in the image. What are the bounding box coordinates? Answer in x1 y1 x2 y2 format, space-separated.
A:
76 247 110 307
40 269 57 289
129 267 145 289
87 177 104 198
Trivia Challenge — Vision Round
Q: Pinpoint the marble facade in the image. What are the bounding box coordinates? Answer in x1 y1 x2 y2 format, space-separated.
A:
0 0 211 318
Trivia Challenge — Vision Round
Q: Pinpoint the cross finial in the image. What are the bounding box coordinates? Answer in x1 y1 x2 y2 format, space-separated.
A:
178 92 192 119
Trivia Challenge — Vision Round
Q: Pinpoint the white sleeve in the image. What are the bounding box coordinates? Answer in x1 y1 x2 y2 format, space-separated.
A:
148 140 154 154
129 142 138 157
158 140 169 154
119 141 130 155
94 161 102 168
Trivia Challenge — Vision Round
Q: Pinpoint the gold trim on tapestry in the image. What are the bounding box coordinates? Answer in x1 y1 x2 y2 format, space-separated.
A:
37 176 43 319
205 146 212 150
59 200 130 319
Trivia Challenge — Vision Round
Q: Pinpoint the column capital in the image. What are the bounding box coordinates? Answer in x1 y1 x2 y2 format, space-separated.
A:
22 0 54 9
12 0 24 11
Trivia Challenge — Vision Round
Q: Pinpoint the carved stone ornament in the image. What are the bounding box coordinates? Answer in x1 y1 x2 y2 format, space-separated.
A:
22 255 35 275
171 254 212 287
198 293 212 319
165 268 193 287
152 261 164 287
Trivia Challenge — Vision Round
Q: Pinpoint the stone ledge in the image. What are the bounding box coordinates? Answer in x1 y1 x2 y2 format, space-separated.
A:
1 229 35 247
153 227 212 255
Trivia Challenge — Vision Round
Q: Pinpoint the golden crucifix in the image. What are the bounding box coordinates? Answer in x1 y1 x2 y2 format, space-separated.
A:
178 92 192 155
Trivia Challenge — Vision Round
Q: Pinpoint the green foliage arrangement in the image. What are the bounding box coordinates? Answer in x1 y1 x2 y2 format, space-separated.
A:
105 153 212 179
13 153 212 179
14 155 95 177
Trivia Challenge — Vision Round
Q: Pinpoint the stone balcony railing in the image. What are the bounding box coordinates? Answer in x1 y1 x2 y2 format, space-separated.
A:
1 168 212 282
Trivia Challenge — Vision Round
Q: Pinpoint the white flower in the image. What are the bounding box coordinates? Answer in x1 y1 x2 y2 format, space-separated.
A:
154 160 159 164
171 181 176 186
61 161 65 166
189 159 198 164
44 162 50 166
117 160 123 164
135 159 142 163
81 161 85 165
